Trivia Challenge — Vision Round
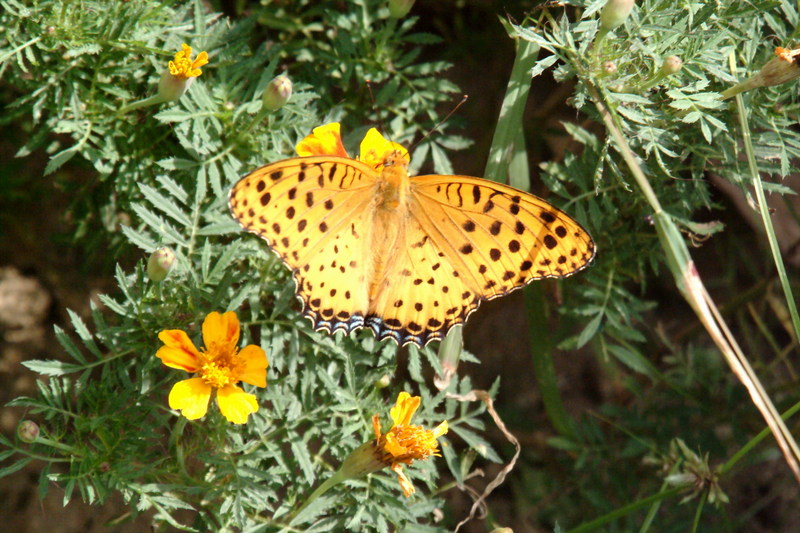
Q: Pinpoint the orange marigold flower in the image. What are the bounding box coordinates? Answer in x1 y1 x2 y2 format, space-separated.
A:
294 122 410 170
372 391 448 497
156 311 268 424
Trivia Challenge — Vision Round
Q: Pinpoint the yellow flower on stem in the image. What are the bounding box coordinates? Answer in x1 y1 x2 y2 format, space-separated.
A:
119 43 210 114
373 391 449 496
156 311 268 424
294 122 409 170
290 391 447 523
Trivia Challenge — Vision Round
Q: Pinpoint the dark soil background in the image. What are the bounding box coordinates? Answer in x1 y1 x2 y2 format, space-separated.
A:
2 1 800 531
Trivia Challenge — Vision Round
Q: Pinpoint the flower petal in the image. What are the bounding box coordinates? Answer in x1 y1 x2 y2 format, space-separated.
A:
217 384 258 424
156 330 201 372
358 128 410 170
237 344 268 387
390 392 419 427
168 378 212 420
295 122 349 158
391 463 416 497
432 420 448 438
202 311 240 349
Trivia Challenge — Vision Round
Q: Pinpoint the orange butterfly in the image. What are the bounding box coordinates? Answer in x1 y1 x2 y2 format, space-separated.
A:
229 123 595 347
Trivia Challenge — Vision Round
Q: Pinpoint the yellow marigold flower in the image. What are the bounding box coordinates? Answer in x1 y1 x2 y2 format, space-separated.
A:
295 122 349 158
119 43 210 114
168 43 209 79
294 122 410 170
156 311 268 424
289 391 447 521
372 391 448 497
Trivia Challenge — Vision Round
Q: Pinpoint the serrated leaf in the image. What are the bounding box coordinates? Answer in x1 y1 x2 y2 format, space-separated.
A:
0 457 32 479
22 359 85 375
44 147 78 175
290 440 316 485
139 183 192 226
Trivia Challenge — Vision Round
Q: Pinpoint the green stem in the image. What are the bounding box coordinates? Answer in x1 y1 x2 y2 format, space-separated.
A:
527 284 573 438
730 52 800 345
565 487 683 533
289 469 347 523
118 94 166 114
719 398 800 475
483 35 540 183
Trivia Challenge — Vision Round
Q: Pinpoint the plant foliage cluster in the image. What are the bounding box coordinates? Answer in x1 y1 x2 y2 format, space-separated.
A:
1 0 800 531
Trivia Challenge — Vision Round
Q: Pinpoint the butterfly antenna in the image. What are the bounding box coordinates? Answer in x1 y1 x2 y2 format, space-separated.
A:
409 94 469 152
365 79 388 137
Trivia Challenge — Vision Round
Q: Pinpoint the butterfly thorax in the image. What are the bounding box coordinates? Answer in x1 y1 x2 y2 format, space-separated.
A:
367 150 412 303
375 150 411 210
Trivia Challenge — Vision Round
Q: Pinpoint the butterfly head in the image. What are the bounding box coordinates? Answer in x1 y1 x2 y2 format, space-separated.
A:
382 149 410 170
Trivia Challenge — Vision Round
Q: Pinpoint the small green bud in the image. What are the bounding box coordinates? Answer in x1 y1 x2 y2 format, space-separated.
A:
661 55 682 75
374 373 392 389
389 0 415 18
262 75 292 111
17 420 39 443
600 0 635 31
147 247 176 282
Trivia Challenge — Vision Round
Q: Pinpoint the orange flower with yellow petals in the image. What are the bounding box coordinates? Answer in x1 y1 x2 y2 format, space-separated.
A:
294 122 409 170
373 391 448 497
156 311 268 424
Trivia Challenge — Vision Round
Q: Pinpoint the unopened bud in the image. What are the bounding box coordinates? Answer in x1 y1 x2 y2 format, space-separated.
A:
262 75 292 111
661 55 682 75
374 374 392 389
600 0 635 31
603 60 617 74
147 247 176 282
389 0 415 18
17 420 39 443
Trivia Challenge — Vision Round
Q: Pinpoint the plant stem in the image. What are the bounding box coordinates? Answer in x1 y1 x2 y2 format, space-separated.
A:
729 52 800 344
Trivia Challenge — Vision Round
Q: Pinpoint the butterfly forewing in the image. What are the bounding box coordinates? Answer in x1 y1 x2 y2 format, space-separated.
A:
409 174 595 290
229 156 381 335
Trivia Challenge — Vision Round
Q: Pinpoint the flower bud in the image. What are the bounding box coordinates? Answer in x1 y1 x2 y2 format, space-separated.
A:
389 0 415 18
147 247 176 282
603 60 617 74
17 420 39 443
661 55 683 75
374 373 392 389
261 75 292 111
600 0 635 31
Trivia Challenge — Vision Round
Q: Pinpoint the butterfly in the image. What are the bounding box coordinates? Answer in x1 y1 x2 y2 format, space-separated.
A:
229 123 595 347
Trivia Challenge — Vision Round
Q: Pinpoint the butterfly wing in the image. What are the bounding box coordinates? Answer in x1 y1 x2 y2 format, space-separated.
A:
229 156 380 336
364 174 596 346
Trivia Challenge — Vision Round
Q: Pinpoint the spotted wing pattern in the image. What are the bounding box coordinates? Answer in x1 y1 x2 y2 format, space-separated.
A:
362 175 596 346
229 156 380 335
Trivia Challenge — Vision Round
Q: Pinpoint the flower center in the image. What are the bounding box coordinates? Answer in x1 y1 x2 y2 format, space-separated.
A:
199 341 242 389
382 425 439 464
